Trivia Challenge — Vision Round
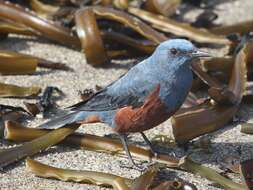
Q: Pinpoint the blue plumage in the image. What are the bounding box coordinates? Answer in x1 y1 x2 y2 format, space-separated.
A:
38 39 209 168
40 39 196 129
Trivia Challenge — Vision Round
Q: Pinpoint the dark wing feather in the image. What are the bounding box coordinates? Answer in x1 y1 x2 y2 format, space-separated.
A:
69 60 159 112
69 88 145 111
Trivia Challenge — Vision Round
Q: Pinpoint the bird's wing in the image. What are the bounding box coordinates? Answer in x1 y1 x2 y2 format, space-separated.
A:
69 61 159 112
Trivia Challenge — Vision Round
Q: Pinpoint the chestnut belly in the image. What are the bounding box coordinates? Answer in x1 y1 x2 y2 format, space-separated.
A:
113 97 173 134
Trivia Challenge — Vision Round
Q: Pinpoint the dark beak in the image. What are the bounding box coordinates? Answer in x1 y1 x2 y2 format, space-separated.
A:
191 50 211 58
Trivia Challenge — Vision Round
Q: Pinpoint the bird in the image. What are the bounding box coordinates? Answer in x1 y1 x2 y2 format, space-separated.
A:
39 39 209 168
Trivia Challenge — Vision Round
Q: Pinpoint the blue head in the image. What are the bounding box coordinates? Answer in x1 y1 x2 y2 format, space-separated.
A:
150 39 209 68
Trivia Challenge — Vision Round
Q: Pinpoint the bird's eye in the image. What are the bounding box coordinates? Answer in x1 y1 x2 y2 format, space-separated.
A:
170 48 178 55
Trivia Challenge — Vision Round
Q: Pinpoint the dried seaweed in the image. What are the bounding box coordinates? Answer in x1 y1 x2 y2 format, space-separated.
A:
74 6 167 65
0 56 37 75
30 0 59 18
75 8 108 66
0 82 41 98
130 167 158 190
127 7 230 45
0 121 79 168
143 0 181 17
0 50 72 73
0 1 80 47
191 60 236 104
211 20 253 35
101 31 156 54
240 123 253 134
179 156 246 190
0 20 35 36
26 158 131 190
172 101 238 144
36 58 73 71
200 57 233 73
181 92 201 108
91 6 167 44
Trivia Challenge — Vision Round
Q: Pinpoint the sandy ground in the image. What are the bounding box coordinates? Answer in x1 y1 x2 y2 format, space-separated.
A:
1 0 253 189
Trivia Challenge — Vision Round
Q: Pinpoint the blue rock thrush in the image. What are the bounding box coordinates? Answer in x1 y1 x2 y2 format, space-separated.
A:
39 39 209 168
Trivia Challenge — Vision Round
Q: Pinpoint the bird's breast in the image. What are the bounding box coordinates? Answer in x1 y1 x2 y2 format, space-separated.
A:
159 65 193 112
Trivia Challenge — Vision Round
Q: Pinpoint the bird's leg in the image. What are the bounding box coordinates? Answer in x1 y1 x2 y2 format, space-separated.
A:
140 132 158 159
119 134 142 170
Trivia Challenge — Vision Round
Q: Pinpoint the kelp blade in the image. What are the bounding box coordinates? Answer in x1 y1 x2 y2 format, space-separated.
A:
211 20 253 35
0 1 79 48
179 156 246 190
144 0 181 17
30 0 59 18
127 7 230 45
240 123 253 134
0 56 37 75
26 158 130 190
130 167 157 190
201 57 233 73
0 21 35 36
75 8 108 66
0 82 41 98
191 61 236 104
101 31 156 54
91 6 167 44
172 101 238 144
0 50 71 71
0 121 79 168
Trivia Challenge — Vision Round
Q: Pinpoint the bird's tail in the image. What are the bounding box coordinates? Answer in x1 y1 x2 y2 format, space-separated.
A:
37 110 114 129
38 111 91 129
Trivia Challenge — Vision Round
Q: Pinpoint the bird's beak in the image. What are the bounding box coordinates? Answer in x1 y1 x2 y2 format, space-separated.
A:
191 50 211 58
